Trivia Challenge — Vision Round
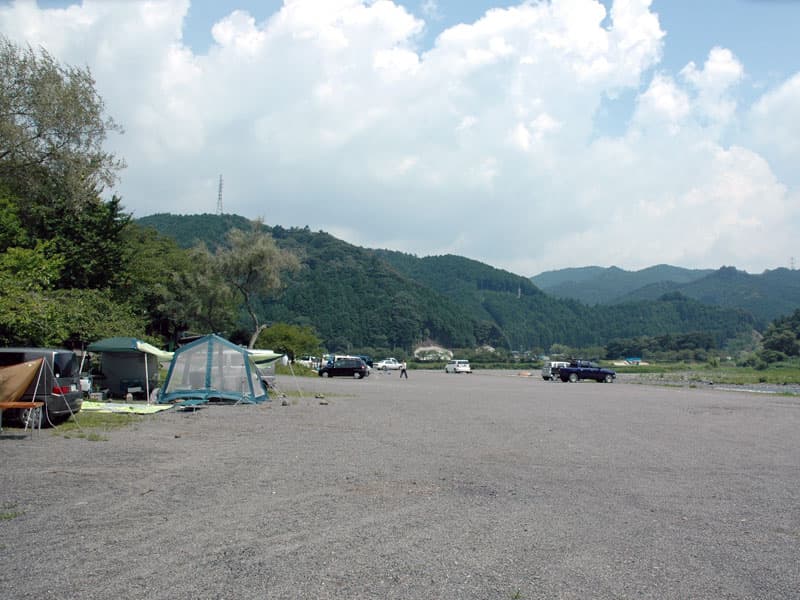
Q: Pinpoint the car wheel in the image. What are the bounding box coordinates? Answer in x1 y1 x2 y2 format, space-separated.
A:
604 374 613 383
321 371 330 378
568 372 579 383
354 372 361 379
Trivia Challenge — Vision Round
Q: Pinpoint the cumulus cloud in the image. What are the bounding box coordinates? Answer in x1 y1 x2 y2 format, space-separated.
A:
0 0 796 275
745 73 800 186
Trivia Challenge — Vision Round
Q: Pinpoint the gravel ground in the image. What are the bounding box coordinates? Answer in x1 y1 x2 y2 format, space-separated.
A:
2 370 799 599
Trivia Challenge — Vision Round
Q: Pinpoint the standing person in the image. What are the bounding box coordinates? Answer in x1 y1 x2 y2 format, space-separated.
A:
400 360 408 379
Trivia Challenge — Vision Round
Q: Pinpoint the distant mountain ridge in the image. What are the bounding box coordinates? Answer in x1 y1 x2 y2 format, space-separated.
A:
532 265 800 325
531 264 715 305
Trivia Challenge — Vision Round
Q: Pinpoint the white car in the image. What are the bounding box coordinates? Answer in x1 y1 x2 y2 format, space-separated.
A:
375 358 402 370
445 359 472 374
541 360 569 381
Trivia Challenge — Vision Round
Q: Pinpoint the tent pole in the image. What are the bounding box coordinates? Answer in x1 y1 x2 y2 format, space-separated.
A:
145 354 150 404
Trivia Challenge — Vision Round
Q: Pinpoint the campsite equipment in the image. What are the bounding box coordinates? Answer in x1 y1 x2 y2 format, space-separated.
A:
158 334 273 405
0 349 83 425
87 337 174 401
0 358 45 435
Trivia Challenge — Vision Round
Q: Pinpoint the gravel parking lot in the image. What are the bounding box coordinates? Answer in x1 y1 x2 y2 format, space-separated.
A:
2 370 799 599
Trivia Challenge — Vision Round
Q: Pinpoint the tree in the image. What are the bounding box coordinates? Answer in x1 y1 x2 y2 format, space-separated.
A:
255 323 322 361
157 243 239 341
0 192 27 251
215 221 300 348
0 35 124 208
762 329 799 357
0 35 132 290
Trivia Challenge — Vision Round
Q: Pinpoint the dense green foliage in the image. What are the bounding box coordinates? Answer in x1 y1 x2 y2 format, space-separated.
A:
760 308 800 361
139 215 756 354
256 323 322 361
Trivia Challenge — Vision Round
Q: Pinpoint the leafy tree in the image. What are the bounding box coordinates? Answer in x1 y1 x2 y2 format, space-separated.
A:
115 222 202 341
157 243 238 340
0 241 63 291
255 323 322 361
0 192 27 250
761 308 800 357
1 35 132 291
0 35 123 207
214 221 300 347
0 284 144 348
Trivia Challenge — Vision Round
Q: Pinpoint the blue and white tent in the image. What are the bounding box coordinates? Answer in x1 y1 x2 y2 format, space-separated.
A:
158 334 270 405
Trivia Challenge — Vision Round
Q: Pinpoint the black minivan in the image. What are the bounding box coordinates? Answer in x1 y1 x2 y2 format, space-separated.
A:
318 357 369 379
0 348 83 426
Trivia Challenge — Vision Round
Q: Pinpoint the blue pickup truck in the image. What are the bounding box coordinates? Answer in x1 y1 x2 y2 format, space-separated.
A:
558 360 616 383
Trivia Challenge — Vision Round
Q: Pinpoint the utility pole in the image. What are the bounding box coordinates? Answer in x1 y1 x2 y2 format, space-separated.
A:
217 175 223 215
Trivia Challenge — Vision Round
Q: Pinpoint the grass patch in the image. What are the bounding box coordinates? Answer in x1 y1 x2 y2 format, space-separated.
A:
276 364 318 377
56 411 143 440
0 502 23 521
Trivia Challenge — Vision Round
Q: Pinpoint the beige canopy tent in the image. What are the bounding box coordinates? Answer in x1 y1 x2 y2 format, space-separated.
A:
0 358 44 403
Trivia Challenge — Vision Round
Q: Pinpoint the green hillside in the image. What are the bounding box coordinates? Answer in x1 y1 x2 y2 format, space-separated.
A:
138 214 755 352
375 251 752 350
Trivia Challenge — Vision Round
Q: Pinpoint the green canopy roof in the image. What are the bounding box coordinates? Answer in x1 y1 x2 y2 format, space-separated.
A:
88 337 173 361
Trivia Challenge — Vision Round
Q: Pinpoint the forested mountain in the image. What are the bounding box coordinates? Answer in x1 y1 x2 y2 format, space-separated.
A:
531 264 714 305
138 214 755 352
533 264 800 326
618 266 800 326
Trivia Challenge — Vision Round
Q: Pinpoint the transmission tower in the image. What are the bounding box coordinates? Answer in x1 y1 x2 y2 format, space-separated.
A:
216 175 223 215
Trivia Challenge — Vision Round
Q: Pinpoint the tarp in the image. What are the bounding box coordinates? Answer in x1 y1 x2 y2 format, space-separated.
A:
0 358 44 403
87 337 173 361
87 337 173 400
248 349 284 365
159 334 269 405
80 401 173 414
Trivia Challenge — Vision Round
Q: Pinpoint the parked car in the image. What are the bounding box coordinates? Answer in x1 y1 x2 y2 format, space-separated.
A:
445 359 472 374
558 360 616 383
0 347 84 426
356 354 373 368
541 360 570 381
375 358 402 370
295 355 320 369
318 357 370 379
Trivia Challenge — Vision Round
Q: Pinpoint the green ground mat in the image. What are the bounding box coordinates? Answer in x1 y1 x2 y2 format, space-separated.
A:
80 401 173 414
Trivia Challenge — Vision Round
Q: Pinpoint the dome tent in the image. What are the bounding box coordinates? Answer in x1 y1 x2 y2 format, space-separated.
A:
158 334 269 405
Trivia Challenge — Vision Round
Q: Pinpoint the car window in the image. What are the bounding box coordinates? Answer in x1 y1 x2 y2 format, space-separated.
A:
53 352 78 377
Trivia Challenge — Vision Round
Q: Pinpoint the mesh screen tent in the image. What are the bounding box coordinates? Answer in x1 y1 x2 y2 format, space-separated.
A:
158 334 269 404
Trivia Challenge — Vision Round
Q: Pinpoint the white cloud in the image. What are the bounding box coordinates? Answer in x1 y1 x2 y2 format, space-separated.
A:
680 46 744 126
633 73 691 134
745 72 800 186
0 0 796 276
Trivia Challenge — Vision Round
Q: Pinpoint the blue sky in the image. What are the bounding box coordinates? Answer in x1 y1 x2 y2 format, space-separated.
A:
2 0 799 275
